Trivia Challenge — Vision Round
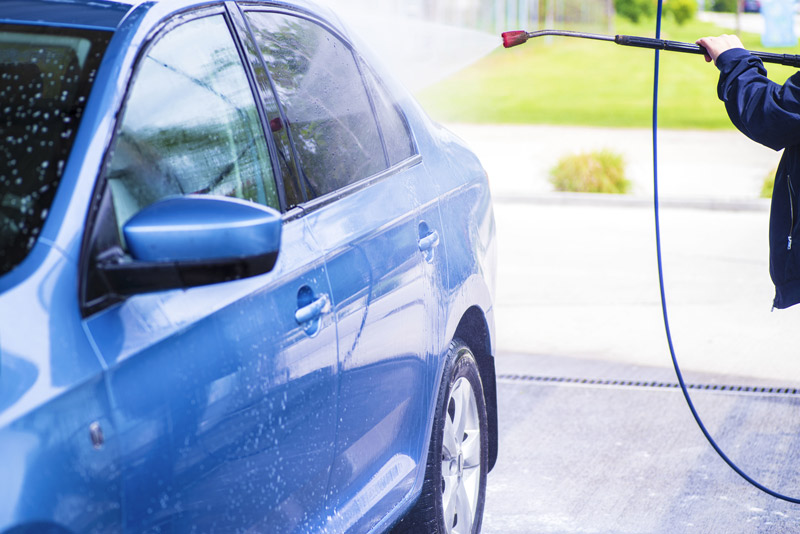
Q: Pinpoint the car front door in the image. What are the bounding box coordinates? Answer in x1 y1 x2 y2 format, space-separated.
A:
82 10 337 533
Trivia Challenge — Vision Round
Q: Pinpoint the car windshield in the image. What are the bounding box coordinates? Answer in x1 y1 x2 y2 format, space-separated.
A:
0 24 111 275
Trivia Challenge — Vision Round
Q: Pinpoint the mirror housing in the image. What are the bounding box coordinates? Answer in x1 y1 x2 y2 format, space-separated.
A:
98 195 281 295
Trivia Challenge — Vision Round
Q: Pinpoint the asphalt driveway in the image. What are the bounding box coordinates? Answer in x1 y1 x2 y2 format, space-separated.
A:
483 354 800 533
449 124 800 532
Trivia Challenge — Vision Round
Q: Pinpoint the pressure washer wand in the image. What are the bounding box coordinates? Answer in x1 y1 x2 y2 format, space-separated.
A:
502 29 800 67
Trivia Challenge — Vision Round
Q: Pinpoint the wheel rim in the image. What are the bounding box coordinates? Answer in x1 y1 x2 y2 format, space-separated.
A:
441 375 482 534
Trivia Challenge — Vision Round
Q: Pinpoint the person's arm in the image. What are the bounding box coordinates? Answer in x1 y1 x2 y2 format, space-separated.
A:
697 34 800 151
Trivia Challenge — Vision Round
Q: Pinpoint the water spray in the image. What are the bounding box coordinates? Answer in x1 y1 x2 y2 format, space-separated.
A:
501 26 800 504
502 29 800 67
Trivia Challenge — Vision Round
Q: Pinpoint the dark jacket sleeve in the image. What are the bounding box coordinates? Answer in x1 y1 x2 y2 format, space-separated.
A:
716 47 800 151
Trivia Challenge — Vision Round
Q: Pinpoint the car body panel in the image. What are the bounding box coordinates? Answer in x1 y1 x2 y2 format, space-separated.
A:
0 0 133 30
84 214 338 532
304 161 438 533
0 244 122 532
0 0 497 532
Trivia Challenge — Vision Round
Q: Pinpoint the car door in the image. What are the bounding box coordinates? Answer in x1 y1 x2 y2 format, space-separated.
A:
241 9 443 531
81 10 337 533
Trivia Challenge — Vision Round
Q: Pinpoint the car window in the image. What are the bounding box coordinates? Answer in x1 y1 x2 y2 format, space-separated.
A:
105 14 278 242
244 11 386 206
0 25 111 276
360 62 415 166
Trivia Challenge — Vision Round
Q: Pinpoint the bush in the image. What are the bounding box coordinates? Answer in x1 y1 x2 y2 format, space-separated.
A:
711 0 737 12
615 0 696 24
761 169 776 198
614 0 656 22
665 0 697 25
550 150 630 194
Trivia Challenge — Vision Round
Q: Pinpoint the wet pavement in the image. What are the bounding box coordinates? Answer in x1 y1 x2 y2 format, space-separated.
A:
447 124 800 531
483 354 800 533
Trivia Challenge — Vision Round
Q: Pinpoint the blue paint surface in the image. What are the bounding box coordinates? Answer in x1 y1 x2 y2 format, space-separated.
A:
0 0 497 532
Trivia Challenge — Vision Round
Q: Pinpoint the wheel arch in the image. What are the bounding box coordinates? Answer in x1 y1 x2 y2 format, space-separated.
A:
453 306 498 472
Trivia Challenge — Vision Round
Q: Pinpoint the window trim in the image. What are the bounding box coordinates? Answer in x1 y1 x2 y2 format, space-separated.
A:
292 154 422 216
357 56 419 167
225 1 291 212
234 3 312 206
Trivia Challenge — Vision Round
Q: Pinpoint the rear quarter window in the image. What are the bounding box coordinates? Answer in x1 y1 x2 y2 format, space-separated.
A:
360 61 415 166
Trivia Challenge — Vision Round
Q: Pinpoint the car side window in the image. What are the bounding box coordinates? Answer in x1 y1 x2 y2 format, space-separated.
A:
360 62 415 166
245 12 385 206
105 14 279 241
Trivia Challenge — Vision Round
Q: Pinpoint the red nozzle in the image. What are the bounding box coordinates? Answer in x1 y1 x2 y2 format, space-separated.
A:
502 30 529 48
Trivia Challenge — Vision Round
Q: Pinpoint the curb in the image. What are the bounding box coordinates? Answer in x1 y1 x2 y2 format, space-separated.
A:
492 191 771 212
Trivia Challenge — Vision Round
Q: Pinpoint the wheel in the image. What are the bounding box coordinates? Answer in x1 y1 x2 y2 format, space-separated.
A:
393 339 488 534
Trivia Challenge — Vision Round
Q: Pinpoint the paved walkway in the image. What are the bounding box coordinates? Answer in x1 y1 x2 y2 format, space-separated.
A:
446 123 780 204
699 11 800 36
443 124 800 385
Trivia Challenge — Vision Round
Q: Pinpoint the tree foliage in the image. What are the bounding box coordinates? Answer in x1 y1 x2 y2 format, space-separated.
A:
665 0 698 25
615 0 697 24
614 0 656 23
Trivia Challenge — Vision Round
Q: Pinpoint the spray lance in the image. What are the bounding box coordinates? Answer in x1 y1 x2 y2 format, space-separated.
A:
501 29 800 67
499 25 800 504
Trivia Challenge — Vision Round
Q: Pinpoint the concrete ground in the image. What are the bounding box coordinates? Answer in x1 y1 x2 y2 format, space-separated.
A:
444 124 800 531
485 358 800 533
447 123 800 383
449 123 780 202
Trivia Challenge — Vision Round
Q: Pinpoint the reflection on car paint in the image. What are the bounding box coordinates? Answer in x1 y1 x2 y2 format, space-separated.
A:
0 0 497 532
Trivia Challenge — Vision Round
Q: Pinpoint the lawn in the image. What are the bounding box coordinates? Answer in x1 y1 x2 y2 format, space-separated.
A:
415 16 800 129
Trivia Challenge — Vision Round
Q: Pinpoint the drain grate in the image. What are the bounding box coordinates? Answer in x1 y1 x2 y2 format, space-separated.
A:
497 374 800 396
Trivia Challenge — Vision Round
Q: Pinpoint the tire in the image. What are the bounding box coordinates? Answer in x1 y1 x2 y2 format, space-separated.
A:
392 339 489 534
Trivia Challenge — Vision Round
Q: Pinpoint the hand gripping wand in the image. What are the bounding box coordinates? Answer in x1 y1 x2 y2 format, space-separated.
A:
502 29 800 67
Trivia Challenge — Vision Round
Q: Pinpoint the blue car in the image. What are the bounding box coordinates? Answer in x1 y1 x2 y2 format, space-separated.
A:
0 0 497 532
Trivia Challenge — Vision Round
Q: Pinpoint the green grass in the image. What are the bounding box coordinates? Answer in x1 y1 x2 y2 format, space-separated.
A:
761 168 776 198
416 17 800 129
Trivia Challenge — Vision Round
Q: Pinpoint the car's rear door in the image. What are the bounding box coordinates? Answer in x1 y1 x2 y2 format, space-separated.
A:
240 8 444 531
82 9 337 532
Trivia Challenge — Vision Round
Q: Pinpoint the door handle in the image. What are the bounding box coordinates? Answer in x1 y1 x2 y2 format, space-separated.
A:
295 293 330 324
418 230 440 252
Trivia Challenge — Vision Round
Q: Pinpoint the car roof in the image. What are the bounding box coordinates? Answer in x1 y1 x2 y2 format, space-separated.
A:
0 0 136 31
0 0 343 32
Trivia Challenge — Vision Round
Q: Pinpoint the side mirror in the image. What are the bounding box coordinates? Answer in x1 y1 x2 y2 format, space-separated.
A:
98 195 281 295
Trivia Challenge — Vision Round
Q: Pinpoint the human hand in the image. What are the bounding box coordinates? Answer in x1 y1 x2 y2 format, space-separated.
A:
696 34 745 64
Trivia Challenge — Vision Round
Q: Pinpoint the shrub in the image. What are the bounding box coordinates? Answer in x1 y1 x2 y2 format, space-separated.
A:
711 0 737 12
761 169 776 198
550 150 630 194
614 0 656 22
664 0 697 25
